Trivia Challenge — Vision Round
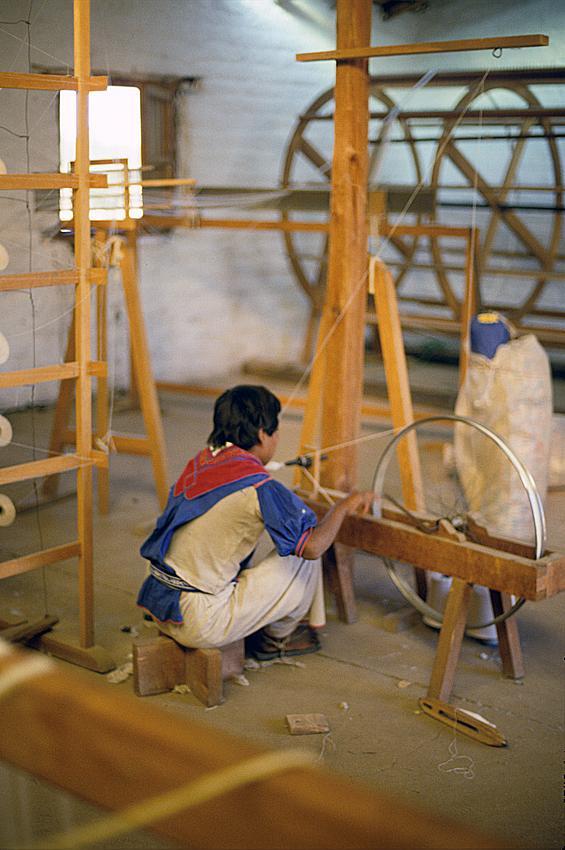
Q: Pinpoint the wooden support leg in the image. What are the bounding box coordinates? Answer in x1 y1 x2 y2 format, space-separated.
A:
323 543 357 624
427 578 472 702
371 258 428 601
120 232 169 509
95 230 110 514
490 590 525 679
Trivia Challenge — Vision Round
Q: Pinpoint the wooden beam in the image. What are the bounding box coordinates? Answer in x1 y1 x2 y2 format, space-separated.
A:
320 0 371 492
120 231 169 508
0 268 106 291
0 542 81 581
0 454 99 486
370 258 425 509
73 0 95 649
62 430 152 456
0 173 107 189
302 497 565 601
0 363 79 388
0 72 107 90
0 361 104 388
135 178 196 187
142 215 329 232
0 647 504 850
297 34 549 62
154 381 441 422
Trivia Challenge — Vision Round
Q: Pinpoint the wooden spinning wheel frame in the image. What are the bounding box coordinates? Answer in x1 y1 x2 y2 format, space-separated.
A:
280 70 565 349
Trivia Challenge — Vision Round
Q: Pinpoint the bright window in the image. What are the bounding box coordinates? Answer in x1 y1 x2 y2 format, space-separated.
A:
59 85 143 221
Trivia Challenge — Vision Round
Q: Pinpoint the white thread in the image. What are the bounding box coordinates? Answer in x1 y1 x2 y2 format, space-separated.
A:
0 242 9 270
437 709 476 780
301 465 335 506
437 736 475 780
0 157 6 174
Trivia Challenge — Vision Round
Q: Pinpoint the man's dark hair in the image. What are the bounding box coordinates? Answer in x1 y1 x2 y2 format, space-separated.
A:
207 385 281 450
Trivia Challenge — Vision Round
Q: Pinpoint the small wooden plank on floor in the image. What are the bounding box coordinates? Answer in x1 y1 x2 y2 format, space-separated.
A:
286 713 330 735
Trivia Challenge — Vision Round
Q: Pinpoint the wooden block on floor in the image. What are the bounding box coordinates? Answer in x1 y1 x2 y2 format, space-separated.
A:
133 635 245 707
133 635 185 696
286 713 330 735
185 639 245 708
185 648 224 707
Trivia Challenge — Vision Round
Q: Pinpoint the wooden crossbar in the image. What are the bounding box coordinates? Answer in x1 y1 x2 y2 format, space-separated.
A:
142 215 330 232
0 72 107 91
0 173 107 190
0 542 81 581
0 269 106 291
0 363 79 388
297 34 549 62
62 429 151 456
0 453 107 486
0 361 106 389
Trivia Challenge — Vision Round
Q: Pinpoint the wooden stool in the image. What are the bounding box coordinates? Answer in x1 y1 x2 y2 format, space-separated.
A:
132 634 244 707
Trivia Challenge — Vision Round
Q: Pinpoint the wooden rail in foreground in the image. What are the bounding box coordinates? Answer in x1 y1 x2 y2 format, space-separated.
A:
0 645 505 850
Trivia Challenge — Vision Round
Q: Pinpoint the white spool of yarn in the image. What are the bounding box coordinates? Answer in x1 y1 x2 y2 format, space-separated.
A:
0 243 9 271
0 332 8 365
0 494 16 527
0 415 13 448
0 158 6 174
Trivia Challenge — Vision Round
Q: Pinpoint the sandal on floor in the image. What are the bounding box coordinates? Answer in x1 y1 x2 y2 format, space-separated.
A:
248 624 321 661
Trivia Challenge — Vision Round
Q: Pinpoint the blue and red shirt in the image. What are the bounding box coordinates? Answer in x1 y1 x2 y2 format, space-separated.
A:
137 445 317 623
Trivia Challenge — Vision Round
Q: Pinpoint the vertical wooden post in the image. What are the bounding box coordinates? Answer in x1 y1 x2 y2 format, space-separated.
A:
73 0 94 648
320 0 371 493
459 227 479 387
120 230 169 509
94 229 110 514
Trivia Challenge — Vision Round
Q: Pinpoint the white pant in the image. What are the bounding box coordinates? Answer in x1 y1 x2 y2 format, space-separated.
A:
157 548 322 649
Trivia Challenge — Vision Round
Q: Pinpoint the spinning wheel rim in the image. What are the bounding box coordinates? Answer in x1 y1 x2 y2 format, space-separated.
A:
372 414 546 628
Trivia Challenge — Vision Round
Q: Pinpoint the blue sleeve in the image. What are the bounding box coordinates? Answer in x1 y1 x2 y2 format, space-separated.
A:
256 479 317 557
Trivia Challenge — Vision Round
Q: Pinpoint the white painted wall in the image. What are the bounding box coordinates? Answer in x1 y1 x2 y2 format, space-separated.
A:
0 0 563 411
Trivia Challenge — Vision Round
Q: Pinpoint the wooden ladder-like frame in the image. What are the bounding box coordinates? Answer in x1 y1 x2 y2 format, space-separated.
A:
0 0 113 672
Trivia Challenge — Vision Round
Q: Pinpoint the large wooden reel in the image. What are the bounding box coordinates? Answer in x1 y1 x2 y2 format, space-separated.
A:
280 71 565 354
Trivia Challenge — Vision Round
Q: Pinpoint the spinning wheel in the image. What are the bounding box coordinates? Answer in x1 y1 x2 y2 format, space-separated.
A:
280 80 425 359
372 415 547 629
430 79 564 328
280 71 565 353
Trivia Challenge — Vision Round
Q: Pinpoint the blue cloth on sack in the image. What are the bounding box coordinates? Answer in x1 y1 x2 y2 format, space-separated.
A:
470 314 511 359
137 475 317 625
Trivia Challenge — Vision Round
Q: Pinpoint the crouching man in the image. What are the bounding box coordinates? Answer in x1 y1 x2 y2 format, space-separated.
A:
137 384 374 660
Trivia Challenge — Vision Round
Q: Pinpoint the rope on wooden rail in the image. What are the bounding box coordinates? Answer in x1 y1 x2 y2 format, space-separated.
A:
27 749 317 850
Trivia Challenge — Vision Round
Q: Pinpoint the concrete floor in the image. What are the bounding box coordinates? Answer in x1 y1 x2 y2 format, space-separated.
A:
0 367 563 849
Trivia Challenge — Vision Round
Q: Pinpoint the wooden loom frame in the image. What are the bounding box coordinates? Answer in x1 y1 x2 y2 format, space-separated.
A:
44 160 198 513
0 0 113 671
293 0 563 733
